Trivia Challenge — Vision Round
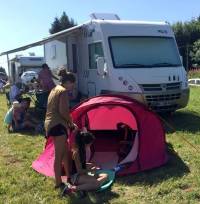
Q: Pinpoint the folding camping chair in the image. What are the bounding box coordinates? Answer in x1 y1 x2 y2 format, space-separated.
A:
34 91 49 117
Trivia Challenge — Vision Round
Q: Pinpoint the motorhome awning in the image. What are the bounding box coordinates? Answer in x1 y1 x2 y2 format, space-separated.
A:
0 24 82 56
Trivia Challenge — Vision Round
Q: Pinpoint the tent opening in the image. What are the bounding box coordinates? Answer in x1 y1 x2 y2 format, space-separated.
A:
82 105 139 169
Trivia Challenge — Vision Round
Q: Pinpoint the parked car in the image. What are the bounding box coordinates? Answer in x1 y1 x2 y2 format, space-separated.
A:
21 71 38 85
188 78 200 86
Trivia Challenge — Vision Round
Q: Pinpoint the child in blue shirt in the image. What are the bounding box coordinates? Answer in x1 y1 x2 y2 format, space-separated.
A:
4 101 20 132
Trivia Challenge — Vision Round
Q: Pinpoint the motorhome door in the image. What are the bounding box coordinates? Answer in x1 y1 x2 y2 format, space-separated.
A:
87 41 104 96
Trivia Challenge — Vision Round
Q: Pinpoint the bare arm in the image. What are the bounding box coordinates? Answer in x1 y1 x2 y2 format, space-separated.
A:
59 91 73 127
72 147 87 174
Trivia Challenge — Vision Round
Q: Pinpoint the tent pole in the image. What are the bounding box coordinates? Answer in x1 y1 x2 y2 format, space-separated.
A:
6 54 10 75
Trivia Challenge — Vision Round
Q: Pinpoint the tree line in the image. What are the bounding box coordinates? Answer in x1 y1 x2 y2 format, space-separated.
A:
49 12 77 34
172 16 200 69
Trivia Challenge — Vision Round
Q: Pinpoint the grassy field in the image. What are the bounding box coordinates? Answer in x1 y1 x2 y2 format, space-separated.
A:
0 87 200 204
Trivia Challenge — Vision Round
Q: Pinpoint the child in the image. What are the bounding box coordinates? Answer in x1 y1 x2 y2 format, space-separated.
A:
4 101 21 132
12 98 41 132
63 128 108 196
4 98 41 133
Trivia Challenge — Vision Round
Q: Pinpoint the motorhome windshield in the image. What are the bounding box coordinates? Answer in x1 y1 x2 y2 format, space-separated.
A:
109 37 182 68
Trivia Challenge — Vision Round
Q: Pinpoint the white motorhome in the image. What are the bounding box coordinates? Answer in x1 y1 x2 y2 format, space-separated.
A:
9 56 44 83
44 13 189 112
0 13 189 112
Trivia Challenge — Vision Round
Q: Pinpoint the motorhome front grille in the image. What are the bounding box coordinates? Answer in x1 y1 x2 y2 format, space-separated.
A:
146 93 181 102
166 82 181 90
140 82 181 92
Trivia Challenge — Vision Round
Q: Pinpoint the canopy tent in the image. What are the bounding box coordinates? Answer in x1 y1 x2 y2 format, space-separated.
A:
32 94 167 177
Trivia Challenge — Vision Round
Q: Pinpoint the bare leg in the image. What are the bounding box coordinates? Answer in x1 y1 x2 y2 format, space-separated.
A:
53 135 68 186
62 143 70 179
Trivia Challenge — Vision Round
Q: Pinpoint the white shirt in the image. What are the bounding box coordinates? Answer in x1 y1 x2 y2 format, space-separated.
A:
9 85 21 103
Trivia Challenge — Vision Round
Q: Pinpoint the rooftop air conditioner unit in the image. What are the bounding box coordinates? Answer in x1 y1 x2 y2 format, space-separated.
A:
90 13 120 20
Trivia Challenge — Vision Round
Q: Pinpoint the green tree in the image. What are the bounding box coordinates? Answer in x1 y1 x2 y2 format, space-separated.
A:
172 16 200 69
49 12 77 34
190 39 200 66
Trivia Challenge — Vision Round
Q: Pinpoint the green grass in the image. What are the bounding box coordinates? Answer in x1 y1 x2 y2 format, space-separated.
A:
0 87 200 204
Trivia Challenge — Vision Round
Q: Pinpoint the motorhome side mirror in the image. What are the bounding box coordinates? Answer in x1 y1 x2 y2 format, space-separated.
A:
96 57 106 76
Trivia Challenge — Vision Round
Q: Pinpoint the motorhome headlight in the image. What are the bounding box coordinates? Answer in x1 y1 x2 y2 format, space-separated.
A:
128 85 133 91
123 80 128 86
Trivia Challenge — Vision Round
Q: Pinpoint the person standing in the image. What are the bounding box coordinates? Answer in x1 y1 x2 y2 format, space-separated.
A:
38 63 58 92
44 72 76 195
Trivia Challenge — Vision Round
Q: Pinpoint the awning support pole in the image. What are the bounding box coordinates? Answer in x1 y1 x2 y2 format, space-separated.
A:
6 54 10 74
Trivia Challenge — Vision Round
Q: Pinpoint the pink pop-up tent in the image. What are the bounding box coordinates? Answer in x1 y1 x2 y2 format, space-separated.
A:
32 95 167 177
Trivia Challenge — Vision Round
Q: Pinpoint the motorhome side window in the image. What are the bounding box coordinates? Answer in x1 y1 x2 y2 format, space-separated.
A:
88 42 104 69
51 45 56 59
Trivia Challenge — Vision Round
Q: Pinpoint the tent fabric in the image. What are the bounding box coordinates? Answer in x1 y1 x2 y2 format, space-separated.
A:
90 152 119 169
32 138 55 177
87 106 137 130
32 94 167 177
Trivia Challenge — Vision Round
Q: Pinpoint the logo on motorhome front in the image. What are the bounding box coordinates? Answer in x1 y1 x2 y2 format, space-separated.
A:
161 84 167 91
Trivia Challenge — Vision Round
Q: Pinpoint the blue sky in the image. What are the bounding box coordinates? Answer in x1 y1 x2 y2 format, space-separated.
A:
0 0 200 70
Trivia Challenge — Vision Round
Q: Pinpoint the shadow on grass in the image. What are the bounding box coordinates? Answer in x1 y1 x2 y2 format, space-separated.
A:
159 111 200 133
68 190 119 204
116 142 190 186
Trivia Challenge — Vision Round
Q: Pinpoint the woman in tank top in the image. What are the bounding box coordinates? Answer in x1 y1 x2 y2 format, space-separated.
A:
45 72 76 195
